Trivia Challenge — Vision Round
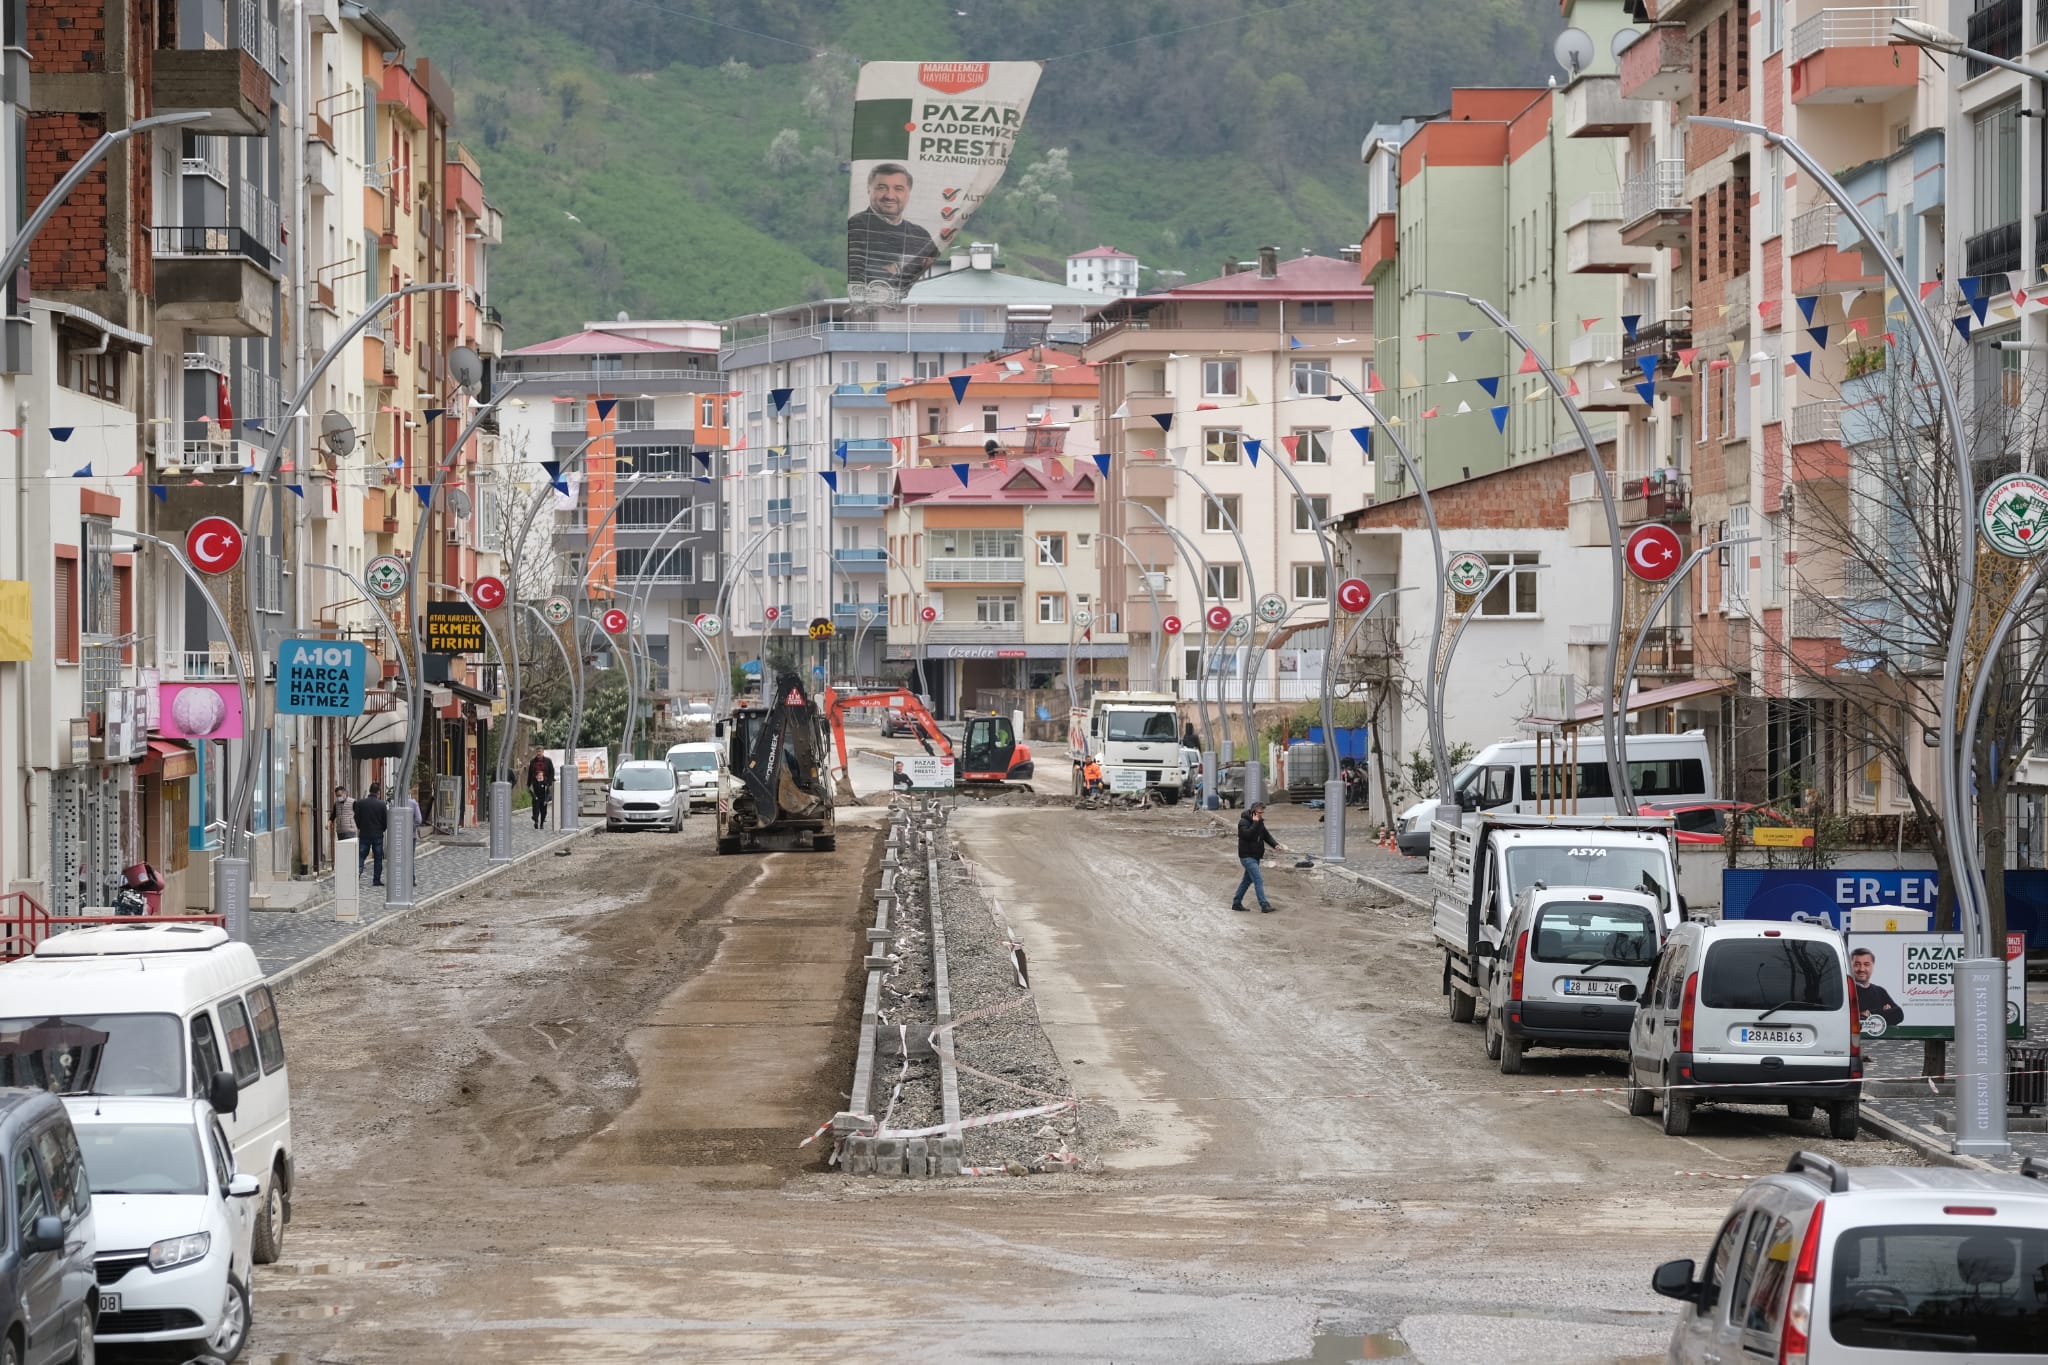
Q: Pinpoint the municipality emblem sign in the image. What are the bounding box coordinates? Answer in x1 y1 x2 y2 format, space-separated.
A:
1445 550 1492 596
1982 472 2048 558
541 596 572 626
1255 593 1288 623
364 554 407 599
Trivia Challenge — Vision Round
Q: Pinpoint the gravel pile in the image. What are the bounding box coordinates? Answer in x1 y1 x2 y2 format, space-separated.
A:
873 845 943 1137
931 828 1091 1172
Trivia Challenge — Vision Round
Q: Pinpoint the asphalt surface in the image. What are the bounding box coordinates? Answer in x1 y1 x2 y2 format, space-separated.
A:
242 780 1941 1364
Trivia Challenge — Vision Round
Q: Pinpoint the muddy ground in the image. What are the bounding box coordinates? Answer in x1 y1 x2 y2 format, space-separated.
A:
244 800 1928 1365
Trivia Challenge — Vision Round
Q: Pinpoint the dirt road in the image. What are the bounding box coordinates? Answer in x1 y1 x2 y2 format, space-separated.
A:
246 802 1923 1364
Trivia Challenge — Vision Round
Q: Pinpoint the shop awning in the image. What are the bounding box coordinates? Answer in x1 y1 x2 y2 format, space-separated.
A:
447 679 497 707
138 739 196 780
347 702 411 756
1527 678 1734 732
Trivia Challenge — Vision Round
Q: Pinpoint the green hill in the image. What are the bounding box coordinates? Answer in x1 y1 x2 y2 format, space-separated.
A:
385 0 1567 345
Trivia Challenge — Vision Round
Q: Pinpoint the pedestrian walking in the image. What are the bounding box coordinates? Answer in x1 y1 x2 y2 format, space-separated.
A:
408 790 425 842
352 783 389 886
330 783 356 853
527 751 556 830
1232 801 1283 913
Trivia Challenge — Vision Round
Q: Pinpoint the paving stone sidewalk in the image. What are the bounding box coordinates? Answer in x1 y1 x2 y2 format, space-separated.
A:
250 819 589 980
1858 985 2048 1172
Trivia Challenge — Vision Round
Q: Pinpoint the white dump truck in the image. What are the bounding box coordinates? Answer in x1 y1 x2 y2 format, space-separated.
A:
1071 690 1184 802
1430 812 1682 1022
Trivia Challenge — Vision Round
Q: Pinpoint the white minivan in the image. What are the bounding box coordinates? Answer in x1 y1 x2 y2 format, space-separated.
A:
1483 886 1663 1074
0 924 295 1263
1626 919 1862 1139
1396 730 1714 855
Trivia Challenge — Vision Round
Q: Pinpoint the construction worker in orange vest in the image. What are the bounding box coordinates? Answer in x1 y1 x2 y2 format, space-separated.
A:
1083 755 1104 796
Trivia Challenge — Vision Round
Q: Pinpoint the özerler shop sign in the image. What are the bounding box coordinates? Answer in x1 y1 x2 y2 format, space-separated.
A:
275 639 368 715
425 602 484 654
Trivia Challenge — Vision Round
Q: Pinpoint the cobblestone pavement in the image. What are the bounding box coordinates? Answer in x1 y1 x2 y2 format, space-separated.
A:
1857 983 2048 1171
249 818 590 979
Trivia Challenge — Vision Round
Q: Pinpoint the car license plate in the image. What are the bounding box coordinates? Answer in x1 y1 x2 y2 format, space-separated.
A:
1738 1026 1807 1045
1560 978 1622 996
99 1292 120 1315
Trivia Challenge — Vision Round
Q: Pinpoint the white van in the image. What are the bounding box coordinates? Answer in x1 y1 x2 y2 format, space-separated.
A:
1627 919 1862 1139
665 740 721 811
1483 886 1663 1073
1396 730 1714 854
0 923 295 1264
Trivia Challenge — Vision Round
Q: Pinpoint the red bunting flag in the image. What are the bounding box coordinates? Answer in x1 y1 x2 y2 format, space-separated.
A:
1517 349 1540 374
1918 280 1941 301
1420 405 1440 419
1280 435 1299 458
1582 318 1599 331
1366 369 1384 394
1677 347 1700 367
1846 317 1870 337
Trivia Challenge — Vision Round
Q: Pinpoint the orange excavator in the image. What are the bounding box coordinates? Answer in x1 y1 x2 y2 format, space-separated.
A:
821 687 1033 800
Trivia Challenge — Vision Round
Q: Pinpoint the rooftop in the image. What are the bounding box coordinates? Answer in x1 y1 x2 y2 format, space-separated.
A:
896 460 1098 506
1163 254 1372 301
509 330 687 357
1069 245 1136 260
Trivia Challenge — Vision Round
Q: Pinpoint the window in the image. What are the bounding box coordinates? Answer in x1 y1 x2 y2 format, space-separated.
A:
1700 938 1846 1011
617 495 685 528
914 358 941 379
1204 494 1242 532
926 406 941 434
1975 100 2021 234
874 363 890 383
1037 593 1065 624
1293 494 1329 531
967 529 1020 558
1036 532 1065 565
840 361 859 384
216 997 262 1086
1477 551 1539 617
1292 563 1328 600
1202 358 1240 397
982 405 1000 433
975 595 1018 624
32 1128 84 1224
1292 428 1331 464
1224 301 1260 325
1760 147 1782 240
1827 1225 2048 1353
958 309 986 329
1859 716 1882 802
1727 504 1751 605
61 338 122 400
701 397 718 425
54 552 77 664
191 1013 225 1086
556 399 585 428
1763 0 1783 54
81 518 113 640
1206 564 1242 601
1297 301 1334 326
13 1144 48 1244
246 987 286 1075
1202 428 1243 464
1291 360 1330 396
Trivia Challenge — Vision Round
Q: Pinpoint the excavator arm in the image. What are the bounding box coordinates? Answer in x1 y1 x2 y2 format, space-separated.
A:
820 687 954 801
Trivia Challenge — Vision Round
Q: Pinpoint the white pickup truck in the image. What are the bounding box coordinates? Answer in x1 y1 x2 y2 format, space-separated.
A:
1071 691 1185 802
1430 812 1682 1022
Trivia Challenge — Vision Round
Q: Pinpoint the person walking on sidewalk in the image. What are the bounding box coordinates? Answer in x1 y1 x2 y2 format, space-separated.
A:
1232 801 1284 913
329 783 356 859
352 783 389 886
526 751 556 830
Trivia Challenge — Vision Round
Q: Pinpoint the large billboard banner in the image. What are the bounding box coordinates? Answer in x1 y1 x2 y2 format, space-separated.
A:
846 61 1043 303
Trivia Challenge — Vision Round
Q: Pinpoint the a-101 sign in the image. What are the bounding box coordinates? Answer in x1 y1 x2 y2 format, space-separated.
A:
274 639 368 715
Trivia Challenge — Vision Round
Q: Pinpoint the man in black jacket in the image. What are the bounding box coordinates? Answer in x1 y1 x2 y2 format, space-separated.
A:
1849 946 1907 1031
1233 802 1283 913
352 782 389 887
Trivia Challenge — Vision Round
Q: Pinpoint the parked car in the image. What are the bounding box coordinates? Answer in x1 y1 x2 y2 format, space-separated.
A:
879 709 932 741
0 1088 97 1365
1 923 294 1264
1653 1150 2048 1363
664 742 721 811
606 760 686 832
65 1095 258 1362
1627 919 1862 1138
1483 887 1663 1074
1638 799 1795 846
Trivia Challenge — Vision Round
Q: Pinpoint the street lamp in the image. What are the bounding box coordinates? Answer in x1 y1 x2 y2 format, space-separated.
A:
1890 17 2048 81
1257 442 1347 860
1693 112 2002 1156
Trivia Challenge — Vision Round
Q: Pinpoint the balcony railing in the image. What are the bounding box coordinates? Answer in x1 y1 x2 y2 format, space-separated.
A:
1791 592 1843 641
155 439 262 473
482 304 503 327
1967 0 2021 79
926 556 1025 582
1789 400 1842 446
1789 204 1839 255
1621 159 1686 225
181 650 237 680
1789 5 1915 64
151 225 273 272
833 548 889 569
1966 220 2022 279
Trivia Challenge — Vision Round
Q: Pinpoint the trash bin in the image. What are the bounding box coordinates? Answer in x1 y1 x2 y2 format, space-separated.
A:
2010 1044 2047 1115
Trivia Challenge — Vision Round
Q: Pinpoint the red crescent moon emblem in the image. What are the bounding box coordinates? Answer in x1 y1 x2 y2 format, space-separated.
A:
472 576 505 609
1206 605 1232 632
602 609 629 635
186 517 244 575
1625 524 1684 583
1337 578 1372 613
920 605 937 623
1162 615 1183 636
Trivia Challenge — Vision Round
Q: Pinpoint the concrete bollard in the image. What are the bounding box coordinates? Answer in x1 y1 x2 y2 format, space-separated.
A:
334 838 360 923
906 1137 929 1178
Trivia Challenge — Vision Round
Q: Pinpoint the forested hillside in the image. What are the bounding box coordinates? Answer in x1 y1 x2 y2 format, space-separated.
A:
385 0 1567 342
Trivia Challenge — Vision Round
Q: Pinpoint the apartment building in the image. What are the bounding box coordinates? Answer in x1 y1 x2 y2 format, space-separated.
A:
1084 249 1373 703
496 319 730 697
719 246 1103 688
1066 245 1140 298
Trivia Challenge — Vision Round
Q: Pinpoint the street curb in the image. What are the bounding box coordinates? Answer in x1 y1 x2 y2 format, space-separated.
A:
1858 1100 2002 1173
265 825 598 990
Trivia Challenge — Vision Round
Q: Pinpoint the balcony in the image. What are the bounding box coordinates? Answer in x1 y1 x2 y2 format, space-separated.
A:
1967 0 2021 79
1560 74 1646 138
1789 204 1879 294
304 136 333 197
926 556 1025 583
830 383 891 409
1358 214 1397 279
154 439 262 473
1632 625 1696 682
839 437 895 464
151 46 269 135
832 493 890 516
1790 591 1843 641
1617 25 1690 102
1122 462 1177 500
1619 160 1689 250
1966 221 2022 281
833 548 889 570
1788 7 1920 104
833 601 886 623
1622 317 1692 391
1566 193 1653 274
1789 400 1847 482
1569 331 1630 412
151 227 274 337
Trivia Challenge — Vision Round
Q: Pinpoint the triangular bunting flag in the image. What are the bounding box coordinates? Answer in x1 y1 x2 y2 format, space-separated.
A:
1289 335 1302 350
1155 413 1174 432
1240 385 1258 407
1796 296 1819 323
1973 296 1991 324
285 484 304 498
541 460 561 483
769 387 793 412
1793 351 1814 375
819 469 838 491
1955 316 1974 341
1110 401 1129 418
1846 317 1871 338
1476 375 1500 398
1635 381 1656 405
1807 325 1830 348
1350 426 1373 456
692 450 712 468
1565 376 1580 397
1281 435 1300 457
1456 330 1473 342
595 398 618 420
951 463 971 486
834 441 848 464
1456 400 1471 414
1919 280 1941 301
1446 371 1459 383
1092 452 1111 476
414 484 433 506
1961 277 1982 303
71 463 91 478
1420 406 1440 419
1728 339 1747 363
423 408 446 424
1366 369 1384 394
1637 355 1660 382
1622 314 1641 341
150 485 167 501
1582 317 1600 331
1517 349 1540 374
49 427 73 442
1490 405 1509 431
124 462 142 477
947 374 970 403
1244 438 1263 466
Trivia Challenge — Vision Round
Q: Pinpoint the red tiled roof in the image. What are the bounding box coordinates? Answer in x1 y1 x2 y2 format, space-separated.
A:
1070 245 1135 260
896 459 1098 505
938 347 1094 385
509 329 688 357
1165 254 1370 300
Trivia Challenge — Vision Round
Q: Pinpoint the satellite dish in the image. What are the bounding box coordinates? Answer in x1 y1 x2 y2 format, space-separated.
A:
1612 27 1640 62
616 309 630 322
447 487 473 519
319 410 356 458
1554 26 1595 78
448 344 484 394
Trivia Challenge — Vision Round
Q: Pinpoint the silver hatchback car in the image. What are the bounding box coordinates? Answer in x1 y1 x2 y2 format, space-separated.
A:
1654 1151 2048 1363
605 760 685 833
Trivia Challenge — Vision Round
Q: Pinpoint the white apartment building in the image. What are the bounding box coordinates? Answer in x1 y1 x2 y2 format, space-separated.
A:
1066 245 1140 298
